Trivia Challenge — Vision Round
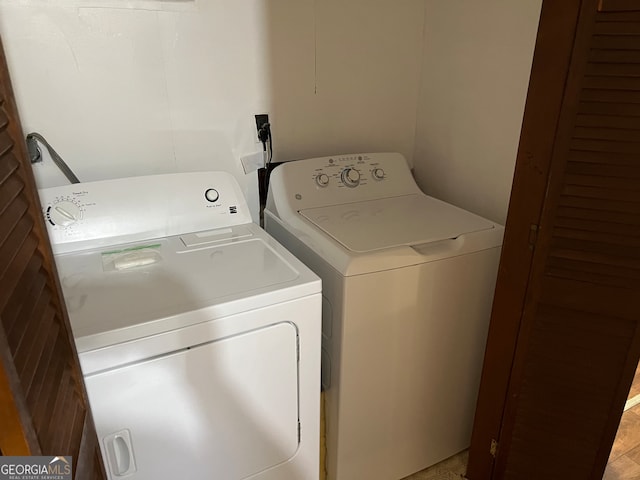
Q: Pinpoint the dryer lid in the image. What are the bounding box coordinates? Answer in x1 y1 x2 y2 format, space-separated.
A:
56 224 319 352
299 194 495 253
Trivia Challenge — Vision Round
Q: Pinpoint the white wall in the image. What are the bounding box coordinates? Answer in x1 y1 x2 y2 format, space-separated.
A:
0 0 425 221
1 0 542 226
413 0 542 224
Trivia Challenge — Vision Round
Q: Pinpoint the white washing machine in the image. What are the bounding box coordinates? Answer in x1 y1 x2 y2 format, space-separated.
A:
264 153 504 480
39 171 321 480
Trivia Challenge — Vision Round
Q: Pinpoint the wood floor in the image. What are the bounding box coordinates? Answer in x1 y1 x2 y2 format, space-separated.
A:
604 364 640 480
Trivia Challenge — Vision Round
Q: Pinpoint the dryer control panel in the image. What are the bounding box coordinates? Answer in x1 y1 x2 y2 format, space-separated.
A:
269 152 422 212
39 171 252 254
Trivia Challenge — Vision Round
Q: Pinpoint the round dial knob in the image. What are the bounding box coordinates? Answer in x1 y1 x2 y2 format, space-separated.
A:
47 201 81 227
372 168 385 180
205 188 220 202
341 168 361 188
315 173 330 187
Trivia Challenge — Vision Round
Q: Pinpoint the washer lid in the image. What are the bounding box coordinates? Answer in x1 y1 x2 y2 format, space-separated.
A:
299 194 495 253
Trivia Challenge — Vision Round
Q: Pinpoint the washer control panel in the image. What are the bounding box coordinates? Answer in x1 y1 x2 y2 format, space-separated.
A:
269 152 422 212
39 171 252 254
310 154 391 190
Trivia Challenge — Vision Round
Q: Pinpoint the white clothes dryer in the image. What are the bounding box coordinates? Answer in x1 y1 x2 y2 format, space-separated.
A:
264 153 504 480
39 172 321 480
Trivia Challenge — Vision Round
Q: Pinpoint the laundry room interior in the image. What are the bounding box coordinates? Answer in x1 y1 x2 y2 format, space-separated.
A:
0 0 540 226
1 0 639 479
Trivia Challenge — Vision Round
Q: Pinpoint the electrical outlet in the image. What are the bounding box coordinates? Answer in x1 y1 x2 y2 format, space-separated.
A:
255 114 269 143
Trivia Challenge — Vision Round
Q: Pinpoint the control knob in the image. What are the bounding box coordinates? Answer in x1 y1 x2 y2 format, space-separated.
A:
341 168 360 188
205 188 220 202
315 173 330 187
372 168 385 180
47 201 81 227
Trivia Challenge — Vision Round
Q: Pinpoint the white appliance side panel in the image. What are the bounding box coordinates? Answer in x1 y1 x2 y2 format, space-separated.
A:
86 322 299 480
326 247 501 480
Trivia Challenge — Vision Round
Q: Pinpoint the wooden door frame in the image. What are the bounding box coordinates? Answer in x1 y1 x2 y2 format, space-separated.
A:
466 1 585 477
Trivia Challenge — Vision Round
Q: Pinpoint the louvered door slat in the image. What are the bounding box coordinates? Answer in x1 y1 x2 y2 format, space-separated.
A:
575 125 640 140
554 226 638 247
0 195 28 246
540 277 638 317
556 215 639 235
0 151 18 186
6 274 46 350
581 88 640 102
31 346 66 437
0 214 34 277
550 245 640 268
60 382 85 456
566 160 640 177
14 290 52 378
595 20 640 34
0 130 13 157
568 148 638 165
589 49 640 64
551 236 640 260
547 257 640 284
577 113 640 128
1 256 43 333
593 32 640 48
44 358 72 450
565 172 640 189
0 37 105 477
0 108 7 129
62 401 83 456
599 0 640 13
578 101 640 115
0 174 23 216
557 205 639 225
563 184 637 200
560 195 637 218
51 360 84 456
25 320 59 403
586 62 640 76
20 307 56 394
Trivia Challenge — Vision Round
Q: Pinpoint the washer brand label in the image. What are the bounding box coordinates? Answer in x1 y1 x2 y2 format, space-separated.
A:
0 457 72 480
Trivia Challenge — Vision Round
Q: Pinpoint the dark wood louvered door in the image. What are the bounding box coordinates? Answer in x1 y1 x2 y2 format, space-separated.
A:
467 1 640 479
0 38 105 478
